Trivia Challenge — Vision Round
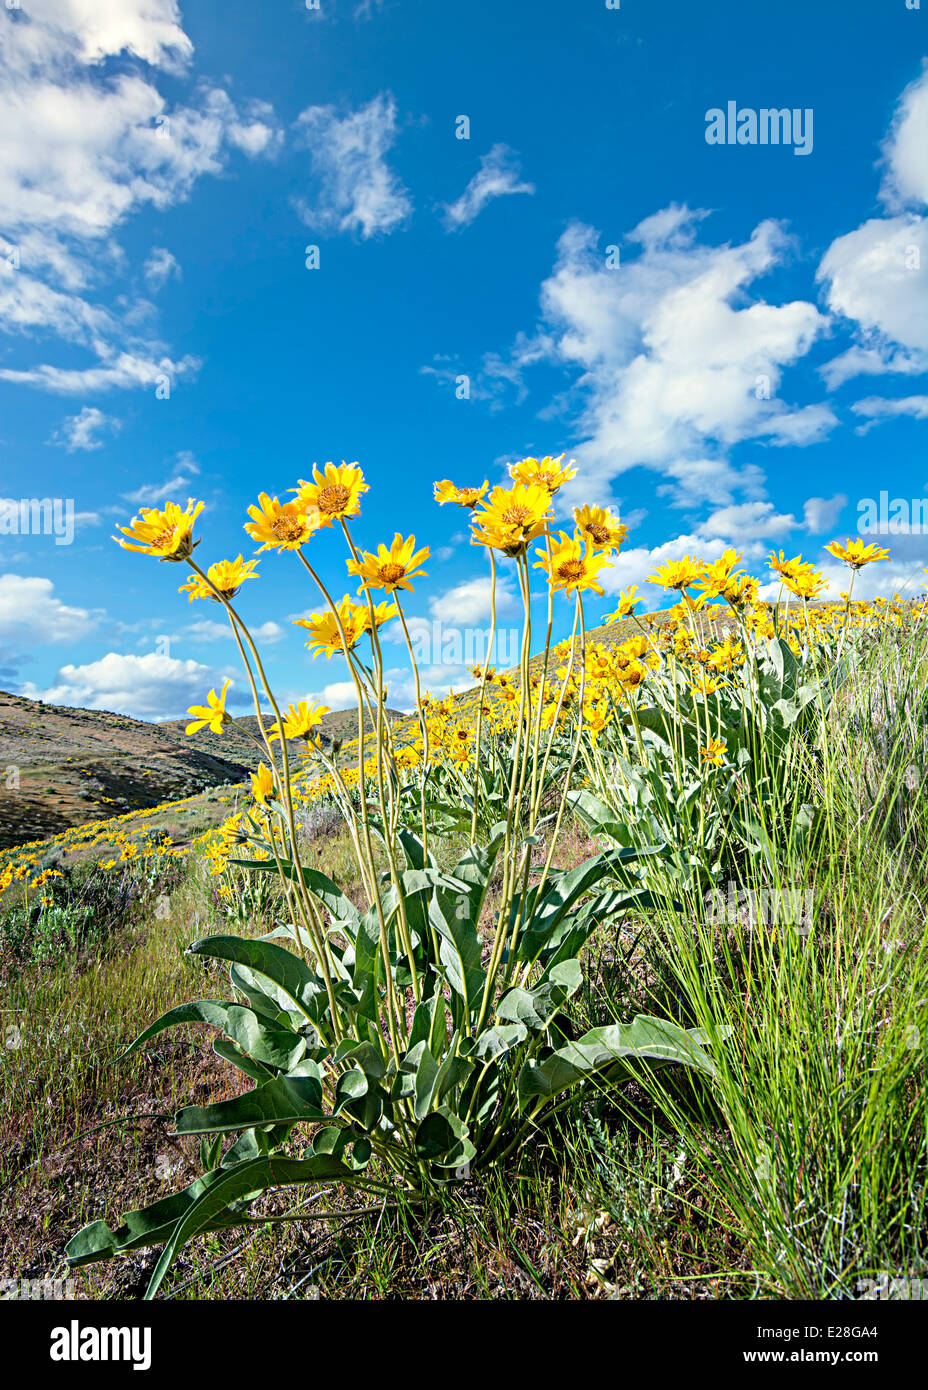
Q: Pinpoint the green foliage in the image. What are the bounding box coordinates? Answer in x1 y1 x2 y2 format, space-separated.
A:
67 831 715 1297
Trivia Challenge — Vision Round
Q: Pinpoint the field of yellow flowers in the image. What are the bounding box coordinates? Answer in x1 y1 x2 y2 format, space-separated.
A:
3 456 927 1302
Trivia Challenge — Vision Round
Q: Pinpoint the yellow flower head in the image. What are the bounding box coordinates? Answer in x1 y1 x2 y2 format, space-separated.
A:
825 538 891 570
508 454 577 494
291 462 368 526
186 680 232 736
245 494 319 552
782 568 828 601
295 594 387 658
696 549 744 600
648 556 705 592
572 505 628 552
346 533 429 594
114 498 204 561
534 531 612 596
268 700 331 743
434 480 489 508
699 737 727 766
768 550 814 582
363 598 401 632
179 555 260 602
251 763 276 805
471 482 553 555
604 585 642 621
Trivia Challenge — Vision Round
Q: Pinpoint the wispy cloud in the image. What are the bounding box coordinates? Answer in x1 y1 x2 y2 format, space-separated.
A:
851 394 928 433
441 145 535 230
293 93 412 239
123 451 200 506
143 247 181 291
51 404 119 452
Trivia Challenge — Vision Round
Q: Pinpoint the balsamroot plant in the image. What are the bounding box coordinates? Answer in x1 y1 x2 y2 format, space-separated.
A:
67 459 717 1298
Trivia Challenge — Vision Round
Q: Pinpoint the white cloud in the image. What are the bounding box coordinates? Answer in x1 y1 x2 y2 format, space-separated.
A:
803 494 847 533
879 61 928 211
0 572 98 643
473 209 831 506
293 93 412 239
656 458 766 509
596 535 733 599
817 65 928 387
697 501 798 543
26 0 194 71
0 348 199 394
817 216 928 384
0 3 279 394
184 618 283 644
20 650 234 721
143 246 180 289
52 403 118 451
441 144 535 230
123 450 200 504
851 394 928 432
427 575 519 626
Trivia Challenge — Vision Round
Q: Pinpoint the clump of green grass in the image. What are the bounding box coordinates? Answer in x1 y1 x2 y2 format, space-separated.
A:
616 619 928 1297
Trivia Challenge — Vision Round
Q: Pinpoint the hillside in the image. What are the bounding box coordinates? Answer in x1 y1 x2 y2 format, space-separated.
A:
0 693 407 851
0 612 724 851
0 691 252 850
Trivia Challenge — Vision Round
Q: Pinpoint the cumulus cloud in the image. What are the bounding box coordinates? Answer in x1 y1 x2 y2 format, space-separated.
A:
184 618 283 644
20 650 235 721
817 216 928 385
441 145 535 230
879 61 928 212
803 494 847 533
293 93 412 239
0 572 98 643
452 208 833 507
0 2 279 393
697 501 798 543
596 535 733 600
143 246 181 290
817 65 928 386
656 458 766 509
51 404 118 451
427 575 519 627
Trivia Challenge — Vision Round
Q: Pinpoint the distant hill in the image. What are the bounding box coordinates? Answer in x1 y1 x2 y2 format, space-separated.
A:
0 611 726 850
0 691 250 850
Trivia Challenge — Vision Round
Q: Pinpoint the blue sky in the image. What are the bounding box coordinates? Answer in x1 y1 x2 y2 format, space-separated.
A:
1 0 926 721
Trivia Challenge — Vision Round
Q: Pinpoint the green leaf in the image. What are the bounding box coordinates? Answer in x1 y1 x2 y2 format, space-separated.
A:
142 1155 351 1299
429 875 487 1015
118 1000 237 1060
227 860 359 929
173 1072 325 1135
414 1109 474 1167
187 935 325 1023
471 1022 528 1061
223 1004 306 1071
513 846 661 961
517 1014 720 1112
212 1038 274 1083
497 959 583 1030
